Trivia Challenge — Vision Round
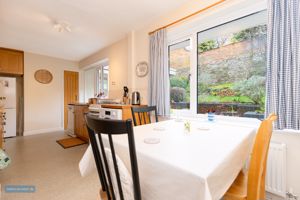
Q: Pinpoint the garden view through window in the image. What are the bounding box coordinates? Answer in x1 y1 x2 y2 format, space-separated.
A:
197 11 267 119
169 39 191 111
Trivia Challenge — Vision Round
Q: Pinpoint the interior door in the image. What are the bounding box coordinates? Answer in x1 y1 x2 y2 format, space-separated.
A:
64 71 79 129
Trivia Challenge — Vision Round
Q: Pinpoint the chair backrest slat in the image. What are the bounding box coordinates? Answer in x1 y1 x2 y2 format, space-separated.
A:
98 133 115 200
87 126 109 194
126 121 142 200
147 112 151 124
108 135 124 200
85 114 142 200
138 113 142 125
131 106 158 126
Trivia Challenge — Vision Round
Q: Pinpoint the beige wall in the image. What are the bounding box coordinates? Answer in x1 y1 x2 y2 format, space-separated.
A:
79 38 128 100
24 52 79 135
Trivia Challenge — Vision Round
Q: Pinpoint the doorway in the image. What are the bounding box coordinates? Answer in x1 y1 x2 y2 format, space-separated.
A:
64 71 79 129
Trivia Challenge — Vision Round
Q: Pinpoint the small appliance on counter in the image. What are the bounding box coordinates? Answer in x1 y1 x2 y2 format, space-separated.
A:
88 104 102 116
131 91 140 105
99 108 122 120
88 98 122 118
89 104 122 120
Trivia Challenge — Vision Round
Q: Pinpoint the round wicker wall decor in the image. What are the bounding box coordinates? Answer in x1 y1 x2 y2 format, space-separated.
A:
34 69 53 84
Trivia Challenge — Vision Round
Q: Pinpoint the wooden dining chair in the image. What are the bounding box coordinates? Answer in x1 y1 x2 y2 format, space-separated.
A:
223 113 277 200
131 106 158 126
85 114 142 200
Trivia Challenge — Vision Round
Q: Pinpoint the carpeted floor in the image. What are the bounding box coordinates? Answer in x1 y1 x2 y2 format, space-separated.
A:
0 132 100 200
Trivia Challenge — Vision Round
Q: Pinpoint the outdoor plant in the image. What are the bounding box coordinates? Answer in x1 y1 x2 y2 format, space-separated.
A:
170 75 190 102
170 76 189 89
231 25 267 43
233 75 266 112
198 40 218 53
170 87 186 103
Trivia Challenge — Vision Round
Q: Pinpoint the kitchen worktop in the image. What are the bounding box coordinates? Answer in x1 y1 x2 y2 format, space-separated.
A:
68 103 89 106
101 104 146 109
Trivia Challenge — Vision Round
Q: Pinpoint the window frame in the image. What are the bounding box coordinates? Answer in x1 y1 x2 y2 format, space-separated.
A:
167 8 267 116
168 35 197 116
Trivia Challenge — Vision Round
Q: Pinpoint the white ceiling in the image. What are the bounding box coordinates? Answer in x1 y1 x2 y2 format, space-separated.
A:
0 0 190 61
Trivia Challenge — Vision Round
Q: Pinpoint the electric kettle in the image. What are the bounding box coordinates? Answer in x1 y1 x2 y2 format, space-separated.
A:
131 91 140 105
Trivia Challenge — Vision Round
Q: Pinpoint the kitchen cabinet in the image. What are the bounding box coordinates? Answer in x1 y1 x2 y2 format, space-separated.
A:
72 104 147 143
0 48 24 75
73 104 89 142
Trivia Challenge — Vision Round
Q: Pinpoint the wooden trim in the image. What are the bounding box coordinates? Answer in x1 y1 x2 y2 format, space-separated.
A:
148 0 226 35
0 47 24 53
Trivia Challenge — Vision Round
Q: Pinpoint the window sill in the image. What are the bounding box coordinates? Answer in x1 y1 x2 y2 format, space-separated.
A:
274 129 300 135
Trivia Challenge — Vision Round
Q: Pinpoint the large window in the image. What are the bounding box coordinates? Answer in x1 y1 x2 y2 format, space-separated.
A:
197 11 267 119
169 39 191 111
84 63 109 102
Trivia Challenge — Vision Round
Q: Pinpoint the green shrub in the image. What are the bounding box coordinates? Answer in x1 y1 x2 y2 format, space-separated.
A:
171 87 186 103
233 75 265 105
170 76 189 89
198 40 218 53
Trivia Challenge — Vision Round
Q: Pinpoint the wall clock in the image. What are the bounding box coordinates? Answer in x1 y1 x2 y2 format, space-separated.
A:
136 61 149 77
34 69 53 84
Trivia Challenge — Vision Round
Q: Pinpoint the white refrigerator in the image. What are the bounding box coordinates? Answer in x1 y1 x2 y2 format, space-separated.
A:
0 77 17 137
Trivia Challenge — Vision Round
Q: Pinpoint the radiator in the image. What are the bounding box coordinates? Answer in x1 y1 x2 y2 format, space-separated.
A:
266 142 287 198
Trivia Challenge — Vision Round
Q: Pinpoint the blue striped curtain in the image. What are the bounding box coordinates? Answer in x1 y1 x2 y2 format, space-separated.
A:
266 0 300 129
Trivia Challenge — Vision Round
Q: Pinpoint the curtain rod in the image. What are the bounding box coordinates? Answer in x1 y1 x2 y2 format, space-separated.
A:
148 0 227 35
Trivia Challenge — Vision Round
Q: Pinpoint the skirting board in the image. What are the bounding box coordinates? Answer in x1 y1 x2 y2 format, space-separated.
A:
23 127 64 136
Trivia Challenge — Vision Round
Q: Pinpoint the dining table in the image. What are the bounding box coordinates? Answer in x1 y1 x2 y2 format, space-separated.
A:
79 116 261 200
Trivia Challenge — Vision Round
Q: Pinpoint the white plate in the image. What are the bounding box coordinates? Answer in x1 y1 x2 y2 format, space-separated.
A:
174 118 183 122
144 137 160 144
196 126 210 131
153 127 166 131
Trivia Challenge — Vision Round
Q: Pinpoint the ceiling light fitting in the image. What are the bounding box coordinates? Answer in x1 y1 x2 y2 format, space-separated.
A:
53 21 72 33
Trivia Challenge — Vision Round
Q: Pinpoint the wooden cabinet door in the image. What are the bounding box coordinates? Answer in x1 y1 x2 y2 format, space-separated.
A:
64 71 79 129
0 48 24 75
74 107 81 138
81 106 89 141
73 105 89 142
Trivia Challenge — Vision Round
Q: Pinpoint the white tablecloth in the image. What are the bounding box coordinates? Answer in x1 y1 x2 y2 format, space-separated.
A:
79 117 260 200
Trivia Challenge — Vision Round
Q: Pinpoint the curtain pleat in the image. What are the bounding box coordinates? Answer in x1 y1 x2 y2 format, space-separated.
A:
148 29 170 116
266 0 300 129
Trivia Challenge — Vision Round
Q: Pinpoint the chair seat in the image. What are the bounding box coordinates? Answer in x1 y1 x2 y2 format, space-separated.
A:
223 171 247 200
